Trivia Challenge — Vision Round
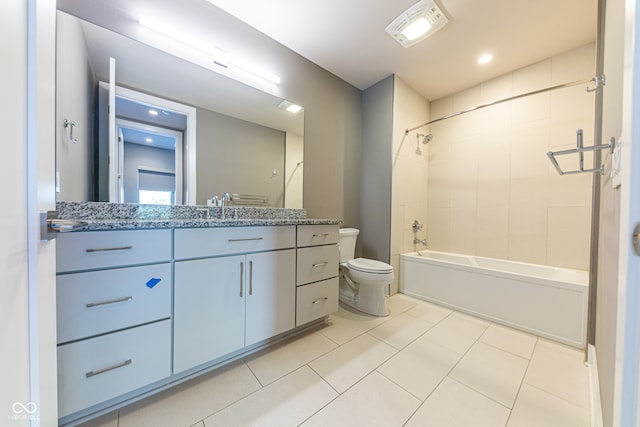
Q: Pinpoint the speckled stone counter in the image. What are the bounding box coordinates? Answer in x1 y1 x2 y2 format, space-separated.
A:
54 202 341 231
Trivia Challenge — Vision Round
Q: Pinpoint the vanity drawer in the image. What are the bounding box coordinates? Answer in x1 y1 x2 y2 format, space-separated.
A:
296 277 339 326
296 244 339 285
297 224 339 247
56 264 171 344
57 320 171 418
174 226 296 259
56 230 172 273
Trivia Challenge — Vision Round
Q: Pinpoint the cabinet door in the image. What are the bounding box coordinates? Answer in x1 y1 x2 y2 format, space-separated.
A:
245 249 296 346
174 255 246 373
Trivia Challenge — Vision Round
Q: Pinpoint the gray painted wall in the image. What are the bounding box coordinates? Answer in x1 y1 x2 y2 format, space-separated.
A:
360 76 394 263
57 0 363 226
196 108 285 206
596 0 625 425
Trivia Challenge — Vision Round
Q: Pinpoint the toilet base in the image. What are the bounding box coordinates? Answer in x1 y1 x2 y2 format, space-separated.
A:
339 283 390 317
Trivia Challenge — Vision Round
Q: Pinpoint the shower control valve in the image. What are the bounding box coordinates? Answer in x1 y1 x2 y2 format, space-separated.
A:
412 220 423 233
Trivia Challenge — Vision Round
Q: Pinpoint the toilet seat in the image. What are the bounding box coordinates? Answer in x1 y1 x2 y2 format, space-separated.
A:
347 258 393 274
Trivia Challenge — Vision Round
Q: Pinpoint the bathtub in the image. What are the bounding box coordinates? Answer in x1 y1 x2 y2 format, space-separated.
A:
400 251 589 348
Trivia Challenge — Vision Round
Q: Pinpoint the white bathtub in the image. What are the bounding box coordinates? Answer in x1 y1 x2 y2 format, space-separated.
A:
400 251 589 348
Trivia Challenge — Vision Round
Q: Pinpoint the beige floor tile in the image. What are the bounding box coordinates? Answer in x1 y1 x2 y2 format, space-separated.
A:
203 366 337 427
118 360 261 427
406 301 453 324
507 383 589 427
405 378 510 427
190 422 204 427
450 342 528 408
301 371 421 427
343 310 392 329
480 323 538 359
368 313 434 349
245 331 338 385
387 293 422 315
319 314 370 345
77 412 118 427
421 312 489 354
309 333 397 393
524 340 589 409
377 337 461 400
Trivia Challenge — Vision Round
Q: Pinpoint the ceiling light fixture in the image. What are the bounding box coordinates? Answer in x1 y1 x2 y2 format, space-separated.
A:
278 100 303 114
386 0 449 48
148 109 159 116
138 14 281 85
145 138 153 143
478 54 493 65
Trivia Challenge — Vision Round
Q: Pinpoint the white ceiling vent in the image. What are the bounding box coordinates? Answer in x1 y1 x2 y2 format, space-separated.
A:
385 0 449 48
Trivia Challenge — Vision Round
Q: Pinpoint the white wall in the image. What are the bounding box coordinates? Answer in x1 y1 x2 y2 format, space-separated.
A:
390 76 430 293
56 11 96 201
426 44 595 270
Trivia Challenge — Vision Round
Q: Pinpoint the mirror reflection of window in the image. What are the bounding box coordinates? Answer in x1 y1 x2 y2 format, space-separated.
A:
137 169 176 205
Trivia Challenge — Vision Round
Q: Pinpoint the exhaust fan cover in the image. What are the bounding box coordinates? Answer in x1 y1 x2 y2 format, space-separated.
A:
385 0 449 48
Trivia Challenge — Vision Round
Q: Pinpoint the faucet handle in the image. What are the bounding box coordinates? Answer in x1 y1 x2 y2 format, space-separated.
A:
222 192 231 201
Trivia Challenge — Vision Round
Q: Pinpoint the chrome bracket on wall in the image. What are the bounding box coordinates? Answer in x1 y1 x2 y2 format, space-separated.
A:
547 130 615 176
586 74 605 93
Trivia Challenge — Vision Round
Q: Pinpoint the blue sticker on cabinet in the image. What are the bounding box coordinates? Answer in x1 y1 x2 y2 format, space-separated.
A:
146 278 162 289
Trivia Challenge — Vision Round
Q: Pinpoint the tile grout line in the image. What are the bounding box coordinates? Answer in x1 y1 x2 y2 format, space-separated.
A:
504 336 539 426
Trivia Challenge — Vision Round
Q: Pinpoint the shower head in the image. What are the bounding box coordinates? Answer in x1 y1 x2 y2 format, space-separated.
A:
415 133 433 154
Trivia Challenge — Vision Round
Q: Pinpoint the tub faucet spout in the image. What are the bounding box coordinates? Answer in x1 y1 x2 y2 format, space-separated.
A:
414 238 427 247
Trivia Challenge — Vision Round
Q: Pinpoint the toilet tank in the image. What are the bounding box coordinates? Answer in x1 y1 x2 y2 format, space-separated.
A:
339 228 359 262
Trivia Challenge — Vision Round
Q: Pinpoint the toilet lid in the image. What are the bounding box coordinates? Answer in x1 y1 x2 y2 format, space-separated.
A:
347 258 393 274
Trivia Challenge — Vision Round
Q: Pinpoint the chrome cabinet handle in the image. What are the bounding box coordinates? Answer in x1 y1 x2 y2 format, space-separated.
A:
249 260 253 295
312 262 329 267
312 297 329 304
240 262 244 297
86 296 133 308
228 237 264 243
85 359 132 378
85 245 133 253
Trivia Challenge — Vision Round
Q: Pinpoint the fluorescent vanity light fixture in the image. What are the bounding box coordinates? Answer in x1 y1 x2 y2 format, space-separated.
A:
138 14 281 84
478 53 493 65
278 100 303 114
386 0 449 48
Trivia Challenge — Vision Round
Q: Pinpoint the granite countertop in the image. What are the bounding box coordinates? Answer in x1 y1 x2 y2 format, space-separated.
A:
75 217 340 231
51 202 341 232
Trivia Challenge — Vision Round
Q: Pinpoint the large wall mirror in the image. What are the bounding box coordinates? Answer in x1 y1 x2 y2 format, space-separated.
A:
56 10 304 208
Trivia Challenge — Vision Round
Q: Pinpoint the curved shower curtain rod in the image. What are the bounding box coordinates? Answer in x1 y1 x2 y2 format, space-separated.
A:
405 76 601 135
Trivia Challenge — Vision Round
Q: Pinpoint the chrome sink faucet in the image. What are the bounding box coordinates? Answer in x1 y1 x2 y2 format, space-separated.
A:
221 192 231 219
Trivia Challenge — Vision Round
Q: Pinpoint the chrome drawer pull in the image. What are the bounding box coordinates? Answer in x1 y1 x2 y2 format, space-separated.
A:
85 359 132 378
86 296 133 308
228 237 264 243
85 245 133 253
312 233 330 237
312 262 329 267
312 297 329 304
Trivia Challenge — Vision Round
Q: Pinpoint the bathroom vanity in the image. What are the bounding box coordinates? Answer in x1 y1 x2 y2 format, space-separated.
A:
52 202 339 424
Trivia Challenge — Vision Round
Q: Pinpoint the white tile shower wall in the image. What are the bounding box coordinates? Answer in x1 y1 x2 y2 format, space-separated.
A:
426 43 595 270
391 76 431 293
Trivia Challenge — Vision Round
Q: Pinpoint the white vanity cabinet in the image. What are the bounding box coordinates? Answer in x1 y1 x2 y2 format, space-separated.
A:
295 225 339 326
173 226 296 373
55 230 172 419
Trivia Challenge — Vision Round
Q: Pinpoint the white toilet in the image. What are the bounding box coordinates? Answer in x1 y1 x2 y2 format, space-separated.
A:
338 228 394 316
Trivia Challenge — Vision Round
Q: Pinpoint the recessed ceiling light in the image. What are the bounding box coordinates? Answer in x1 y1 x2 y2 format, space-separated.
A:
278 100 303 114
149 109 159 116
478 54 493 65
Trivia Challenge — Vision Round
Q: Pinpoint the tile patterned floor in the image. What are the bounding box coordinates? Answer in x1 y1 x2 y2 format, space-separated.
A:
81 294 590 427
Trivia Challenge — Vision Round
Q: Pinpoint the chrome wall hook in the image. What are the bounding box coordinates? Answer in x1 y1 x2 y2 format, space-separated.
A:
586 75 605 93
63 119 79 144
